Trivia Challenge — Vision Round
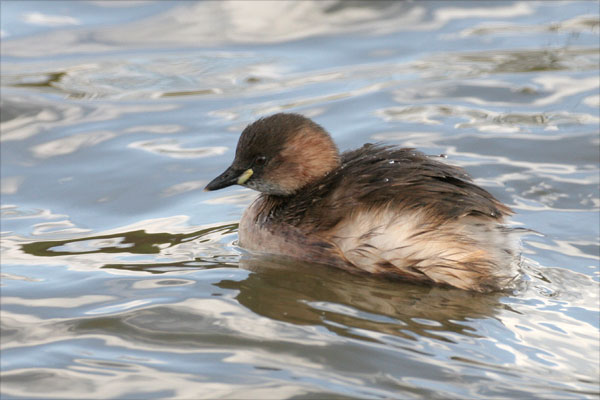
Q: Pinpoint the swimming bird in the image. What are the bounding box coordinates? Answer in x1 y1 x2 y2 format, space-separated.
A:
205 113 518 292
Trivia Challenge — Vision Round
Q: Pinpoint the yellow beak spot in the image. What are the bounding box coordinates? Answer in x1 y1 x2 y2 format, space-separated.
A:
237 169 253 185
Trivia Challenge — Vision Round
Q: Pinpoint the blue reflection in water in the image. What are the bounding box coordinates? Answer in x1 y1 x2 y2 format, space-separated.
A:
1 1 598 399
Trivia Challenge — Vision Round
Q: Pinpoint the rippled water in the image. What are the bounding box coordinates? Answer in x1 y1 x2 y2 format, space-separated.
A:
1 1 599 399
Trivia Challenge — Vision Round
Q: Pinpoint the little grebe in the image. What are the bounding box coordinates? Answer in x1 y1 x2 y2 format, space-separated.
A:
205 113 518 292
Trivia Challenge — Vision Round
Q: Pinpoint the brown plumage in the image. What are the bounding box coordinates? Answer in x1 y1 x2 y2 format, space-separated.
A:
205 113 519 292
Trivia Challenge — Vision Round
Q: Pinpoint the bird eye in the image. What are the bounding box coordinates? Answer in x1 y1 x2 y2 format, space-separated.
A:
254 156 266 166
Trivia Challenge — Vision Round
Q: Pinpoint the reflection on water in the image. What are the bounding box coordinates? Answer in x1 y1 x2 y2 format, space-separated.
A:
1 1 599 399
5 218 239 273
232 256 505 340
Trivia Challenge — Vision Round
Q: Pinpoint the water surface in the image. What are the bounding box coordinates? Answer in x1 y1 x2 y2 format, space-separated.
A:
1 1 599 399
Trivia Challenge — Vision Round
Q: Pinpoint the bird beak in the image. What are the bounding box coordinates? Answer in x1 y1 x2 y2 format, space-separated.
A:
204 166 253 191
